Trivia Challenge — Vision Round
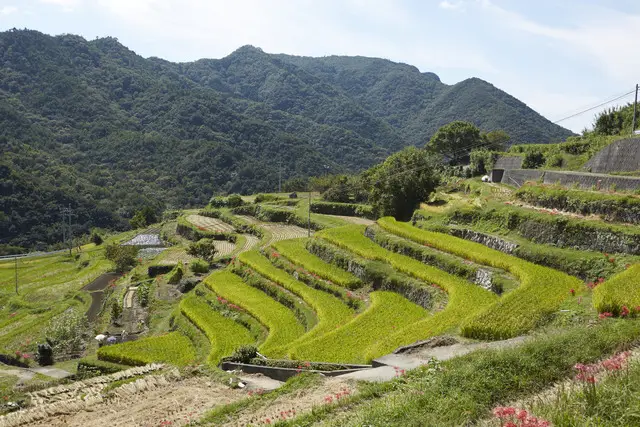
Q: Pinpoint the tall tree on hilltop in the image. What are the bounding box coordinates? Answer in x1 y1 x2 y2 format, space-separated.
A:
427 121 483 165
370 147 440 220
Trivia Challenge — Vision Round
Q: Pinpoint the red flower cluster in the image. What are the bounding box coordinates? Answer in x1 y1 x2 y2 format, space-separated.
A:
603 252 616 263
569 288 575 296
492 407 550 427
393 366 406 377
586 277 605 289
324 387 351 404
216 296 228 305
598 312 613 319
574 351 631 382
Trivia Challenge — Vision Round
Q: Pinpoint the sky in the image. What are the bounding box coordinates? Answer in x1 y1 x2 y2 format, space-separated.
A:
1 0 639 133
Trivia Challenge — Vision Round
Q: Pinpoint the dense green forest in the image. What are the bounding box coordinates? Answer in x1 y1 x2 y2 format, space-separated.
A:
0 29 572 250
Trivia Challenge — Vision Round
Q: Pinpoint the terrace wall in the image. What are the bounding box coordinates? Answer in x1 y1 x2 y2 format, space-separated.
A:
497 169 640 191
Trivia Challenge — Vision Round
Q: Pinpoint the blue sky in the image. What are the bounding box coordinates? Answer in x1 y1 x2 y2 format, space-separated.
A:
1 0 639 134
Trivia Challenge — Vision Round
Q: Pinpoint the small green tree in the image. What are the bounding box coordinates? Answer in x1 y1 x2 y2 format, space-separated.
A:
322 176 351 203
370 147 440 220
105 244 138 272
89 230 103 245
44 308 89 355
186 238 218 263
427 121 483 165
129 206 157 229
110 299 122 323
226 194 244 208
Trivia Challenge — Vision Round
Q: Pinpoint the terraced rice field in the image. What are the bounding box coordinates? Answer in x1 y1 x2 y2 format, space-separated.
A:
377 217 582 339
213 240 236 257
204 270 305 357
262 224 310 246
238 234 259 254
186 214 235 233
325 214 375 226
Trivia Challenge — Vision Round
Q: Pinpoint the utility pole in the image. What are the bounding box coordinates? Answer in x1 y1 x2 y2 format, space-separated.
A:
632 84 639 135
68 203 72 256
61 205 73 256
14 256 18 295
308 190 312 237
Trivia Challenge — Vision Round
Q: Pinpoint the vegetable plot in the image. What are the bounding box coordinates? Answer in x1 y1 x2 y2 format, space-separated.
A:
377 217 582 339
290 291 429 363
204 270 305 357
179 294 254 365
272 239 362 289
96 332 196 366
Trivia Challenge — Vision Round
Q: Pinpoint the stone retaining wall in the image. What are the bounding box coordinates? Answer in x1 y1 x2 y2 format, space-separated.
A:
584 137 640 173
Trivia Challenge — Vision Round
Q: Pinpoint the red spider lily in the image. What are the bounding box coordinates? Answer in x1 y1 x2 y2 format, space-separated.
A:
604 252 609 258
493 406 550 427
609 257 616 263
621 306 630 317
598 312 613 319
324 395 333 403
570 288 575 296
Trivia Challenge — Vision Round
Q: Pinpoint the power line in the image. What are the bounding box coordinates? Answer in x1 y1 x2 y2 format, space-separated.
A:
552 90 635 124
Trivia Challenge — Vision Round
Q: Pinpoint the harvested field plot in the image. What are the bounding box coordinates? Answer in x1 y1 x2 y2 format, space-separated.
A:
262 223 309 246
186 214 235 233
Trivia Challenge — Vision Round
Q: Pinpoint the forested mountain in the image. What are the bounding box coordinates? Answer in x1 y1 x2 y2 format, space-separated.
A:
0 29 573 249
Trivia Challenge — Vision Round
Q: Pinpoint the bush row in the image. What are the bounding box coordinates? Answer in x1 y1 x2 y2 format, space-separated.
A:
237 250 353 348
316 225 497 357
203 270 305 357
176 216 237 242
306 238 445 310
179 295 254 365
96 332 196 367
290 291 429 364
378 217 583 340
515 183 640 224
272 239 362 289
198 209 264 237
310 201 376 219
593 264 640 315
447 203 640 254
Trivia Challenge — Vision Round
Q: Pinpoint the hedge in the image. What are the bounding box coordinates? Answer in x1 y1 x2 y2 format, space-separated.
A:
238 250 353 348
232 205 324 230
166 263 184 284
316 225 497 356
96 332 196 367
176 216 236 242
515 183 640 224
203 270 305 357
310 201 376 219
378 217 583 339
179 294 254 365
272 239 362 289
593 264 640 315
148 264 175 277
290 291 429 363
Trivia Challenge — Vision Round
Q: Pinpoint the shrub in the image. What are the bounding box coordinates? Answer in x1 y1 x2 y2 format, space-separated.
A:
43 308 89 356
187 238 218 263
190 259 210 274
166 264 184 284
310 201 376 219
229 345 258 363
89 230 103 245
104 244 138 272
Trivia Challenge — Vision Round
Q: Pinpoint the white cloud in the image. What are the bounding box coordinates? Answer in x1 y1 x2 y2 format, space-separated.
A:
39 0 82 11
439 1 465 12
478 0 640 84
0 6 18 16
93 0 494 74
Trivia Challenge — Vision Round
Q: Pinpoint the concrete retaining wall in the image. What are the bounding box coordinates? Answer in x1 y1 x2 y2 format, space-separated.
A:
493 155 524 170
496 169 640 191
585 138 640 173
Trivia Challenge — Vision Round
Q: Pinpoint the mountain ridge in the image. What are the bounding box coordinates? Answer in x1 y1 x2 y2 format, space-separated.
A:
1 29 573 248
